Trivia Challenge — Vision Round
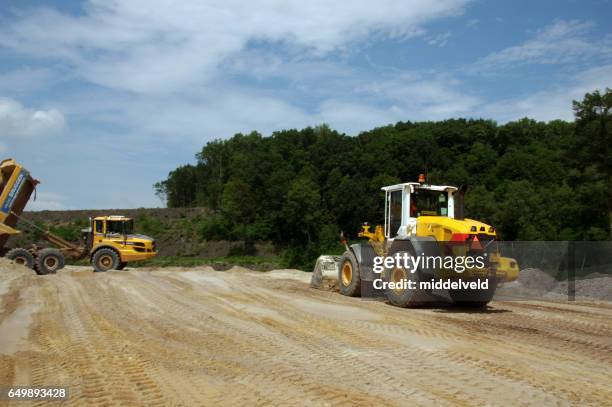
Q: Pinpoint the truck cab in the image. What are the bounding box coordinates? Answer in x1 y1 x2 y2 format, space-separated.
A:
88 216 157 271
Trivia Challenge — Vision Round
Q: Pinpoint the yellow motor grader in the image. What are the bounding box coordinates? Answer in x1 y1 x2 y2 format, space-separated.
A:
312 175 519 307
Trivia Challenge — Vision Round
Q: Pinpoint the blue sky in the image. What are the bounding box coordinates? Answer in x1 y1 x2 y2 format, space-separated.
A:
0 0 611 210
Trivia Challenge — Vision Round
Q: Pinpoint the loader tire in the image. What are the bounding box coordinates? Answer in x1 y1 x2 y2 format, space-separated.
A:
383 250 431 308
116 262 127 270
338 251 361 297
92 248 120 272
449 277 497 308
36 248 65 275
6 248 35 269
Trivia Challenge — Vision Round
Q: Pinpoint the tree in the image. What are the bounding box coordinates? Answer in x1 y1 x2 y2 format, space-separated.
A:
155 89 612 266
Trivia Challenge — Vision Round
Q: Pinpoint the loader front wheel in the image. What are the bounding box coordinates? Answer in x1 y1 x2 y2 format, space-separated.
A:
6 248 35 269
92 248 120 272
36 248 65 275
338 252 361 297
449 277 497 308
383 251 431 307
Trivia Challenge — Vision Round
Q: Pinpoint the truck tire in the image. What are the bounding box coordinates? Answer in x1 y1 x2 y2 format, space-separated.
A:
6 248 35 269
116 262 127 270
338 251 361 297
383 250 431 307
92 248 120 272
36 248 65 275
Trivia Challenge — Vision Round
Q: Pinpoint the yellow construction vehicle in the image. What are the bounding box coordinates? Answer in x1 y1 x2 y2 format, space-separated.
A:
313 175 518 307
0 158 157 274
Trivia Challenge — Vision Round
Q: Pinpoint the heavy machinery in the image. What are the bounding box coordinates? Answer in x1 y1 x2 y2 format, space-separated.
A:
0 158 157 274
312 175 519 307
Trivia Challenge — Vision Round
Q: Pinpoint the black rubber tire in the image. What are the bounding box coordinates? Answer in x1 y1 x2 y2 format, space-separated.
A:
116 262 127 270
6 248 35 269
338 251 361 297
383 250 431 308
449 277 497 308
36 248 65 275
92 248 120 272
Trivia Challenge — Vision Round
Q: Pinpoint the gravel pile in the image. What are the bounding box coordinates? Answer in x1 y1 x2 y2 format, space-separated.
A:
555 274 612 301
510 267 612 301
518 268 559 292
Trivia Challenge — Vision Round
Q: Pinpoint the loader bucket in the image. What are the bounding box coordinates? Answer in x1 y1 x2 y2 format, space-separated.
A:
310 255 340 288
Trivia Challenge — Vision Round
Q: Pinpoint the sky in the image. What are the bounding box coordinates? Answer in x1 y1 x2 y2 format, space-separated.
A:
0 0 611 210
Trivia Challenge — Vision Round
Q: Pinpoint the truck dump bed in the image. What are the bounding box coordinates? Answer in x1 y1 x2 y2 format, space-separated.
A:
0 158 39 251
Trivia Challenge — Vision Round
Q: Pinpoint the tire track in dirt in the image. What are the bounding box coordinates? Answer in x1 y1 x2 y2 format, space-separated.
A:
1 265 610 406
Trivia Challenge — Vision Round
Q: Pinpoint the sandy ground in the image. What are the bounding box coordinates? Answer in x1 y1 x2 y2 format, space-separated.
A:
1 261 611 406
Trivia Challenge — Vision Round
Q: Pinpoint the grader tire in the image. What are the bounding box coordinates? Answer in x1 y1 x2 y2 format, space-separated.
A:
36 248 65 275
6 248 35 269
338 251 361 297
92 248 120 272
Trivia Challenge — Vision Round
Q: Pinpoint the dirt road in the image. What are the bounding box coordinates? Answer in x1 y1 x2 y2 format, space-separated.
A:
1 262 611 406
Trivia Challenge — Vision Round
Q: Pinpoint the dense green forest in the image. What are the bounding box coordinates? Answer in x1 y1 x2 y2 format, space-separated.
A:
155 89 611 268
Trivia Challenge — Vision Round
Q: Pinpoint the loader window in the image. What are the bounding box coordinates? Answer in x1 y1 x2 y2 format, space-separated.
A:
388 190 402 238
95 221 104 234
412 190 449 217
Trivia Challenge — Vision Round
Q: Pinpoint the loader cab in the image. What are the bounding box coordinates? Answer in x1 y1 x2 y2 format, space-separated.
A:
382 182 457 239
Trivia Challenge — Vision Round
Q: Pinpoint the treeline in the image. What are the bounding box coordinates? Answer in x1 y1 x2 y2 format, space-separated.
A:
155 89 611 268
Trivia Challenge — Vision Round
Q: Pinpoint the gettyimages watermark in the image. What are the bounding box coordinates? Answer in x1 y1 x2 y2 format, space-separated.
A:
371 252 490 291
355 241 612 302
373 252 487 274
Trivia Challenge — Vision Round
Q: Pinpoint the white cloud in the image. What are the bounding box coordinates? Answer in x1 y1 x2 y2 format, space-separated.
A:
472 20 612 71
352 72 481 120
466 18 479 28
480 64 612 122
319 100 399 134
0 68 55 95
24 191 69 211
0 0 471 93
0 97 66 138
426 32 452 47
51 67 483 139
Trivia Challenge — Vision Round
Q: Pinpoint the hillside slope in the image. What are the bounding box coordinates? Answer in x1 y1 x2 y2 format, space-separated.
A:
7 208 274 259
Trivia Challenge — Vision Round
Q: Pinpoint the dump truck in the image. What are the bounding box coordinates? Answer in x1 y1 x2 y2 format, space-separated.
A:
312 175 519 307
0 158 157 274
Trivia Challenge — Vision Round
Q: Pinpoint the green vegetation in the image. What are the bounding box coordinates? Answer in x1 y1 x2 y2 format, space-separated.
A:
156 89 612 269
133 255 281 270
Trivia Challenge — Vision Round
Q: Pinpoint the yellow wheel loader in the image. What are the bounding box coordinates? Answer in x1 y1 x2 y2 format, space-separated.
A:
0 158 157 274
312 175 519 307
